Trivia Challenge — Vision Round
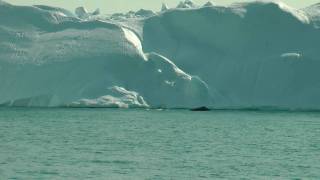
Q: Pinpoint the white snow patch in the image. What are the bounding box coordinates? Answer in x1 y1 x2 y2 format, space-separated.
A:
121 27 146 60
276 1 310 24
281 52 302 59
165 80 175 87
69 86 149 108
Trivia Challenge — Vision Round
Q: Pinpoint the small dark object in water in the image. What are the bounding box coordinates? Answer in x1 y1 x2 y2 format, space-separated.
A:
191 106 210 111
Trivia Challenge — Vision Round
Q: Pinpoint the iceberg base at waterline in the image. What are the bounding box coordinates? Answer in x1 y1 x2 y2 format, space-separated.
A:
1 0 320 109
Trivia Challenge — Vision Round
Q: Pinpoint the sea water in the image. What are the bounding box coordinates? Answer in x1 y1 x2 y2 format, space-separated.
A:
0 108 319 179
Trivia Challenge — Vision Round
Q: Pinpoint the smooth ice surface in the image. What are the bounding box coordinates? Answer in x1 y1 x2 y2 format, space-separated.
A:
143 1 320 109
1 108 320 179
1 0 320 109
0 1 210 108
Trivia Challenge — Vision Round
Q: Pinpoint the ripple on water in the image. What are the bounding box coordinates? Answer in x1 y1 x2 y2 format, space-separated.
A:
0 109 319 179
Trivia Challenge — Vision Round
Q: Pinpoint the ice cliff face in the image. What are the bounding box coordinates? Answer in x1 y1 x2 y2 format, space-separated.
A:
0 1 210 108
143 1 320 110
303 3 320 28
1 1 320 109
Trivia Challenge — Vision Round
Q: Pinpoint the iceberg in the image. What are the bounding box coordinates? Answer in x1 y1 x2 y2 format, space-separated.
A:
75 6 89 19
1 0 320 110
34 5 75 17
303 3 320 28
135 9 155 18
176 0 197 9
0 1 210 108
143 1 320 110
203 1 214 7
92 8 100 16
110 9 155 20
161 3 169 12
75 6 101 19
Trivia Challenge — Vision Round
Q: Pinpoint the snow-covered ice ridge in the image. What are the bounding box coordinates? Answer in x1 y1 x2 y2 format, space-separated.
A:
1 0 320 110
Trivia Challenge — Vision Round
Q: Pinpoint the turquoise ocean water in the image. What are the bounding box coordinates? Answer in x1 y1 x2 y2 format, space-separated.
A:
0 108 319 179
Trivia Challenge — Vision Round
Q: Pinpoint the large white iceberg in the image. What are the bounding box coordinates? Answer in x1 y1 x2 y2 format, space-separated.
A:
1 1 320 110
0 1 210 108
142 1 320 110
